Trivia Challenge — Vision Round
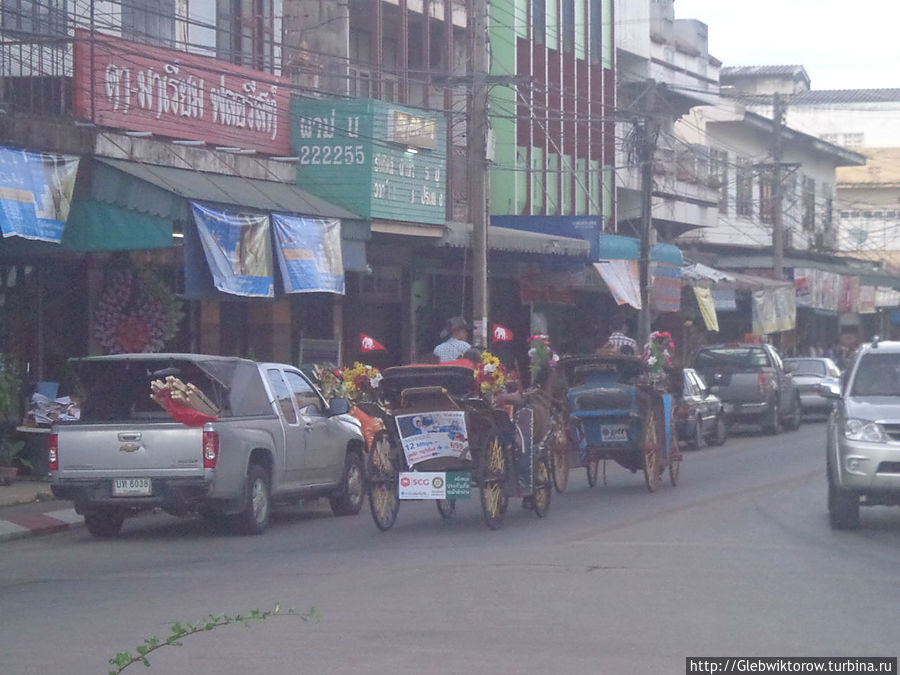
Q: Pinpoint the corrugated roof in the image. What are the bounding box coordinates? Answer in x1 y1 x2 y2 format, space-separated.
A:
439 222 590 258
721 65 809 78
787 89 900 105
94 158 360 220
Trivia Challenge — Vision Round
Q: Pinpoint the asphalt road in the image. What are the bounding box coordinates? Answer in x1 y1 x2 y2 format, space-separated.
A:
2 419 899 675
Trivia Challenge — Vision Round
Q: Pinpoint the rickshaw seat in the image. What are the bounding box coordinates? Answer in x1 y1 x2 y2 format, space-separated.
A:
399 386 462 413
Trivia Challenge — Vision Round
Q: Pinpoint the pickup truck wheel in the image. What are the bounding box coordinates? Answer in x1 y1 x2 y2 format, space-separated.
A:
84 508 125 537
783 396 802 431
233 464 271 535
689 416 705 450
828 478 860 530
708 413 728 447
763 401 781 435
330 451 365 516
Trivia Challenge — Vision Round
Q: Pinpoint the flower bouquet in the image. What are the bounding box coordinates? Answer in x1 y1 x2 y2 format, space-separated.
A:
474 351 506 396
339 362 383 403
528 334 559 384
643 331 675 377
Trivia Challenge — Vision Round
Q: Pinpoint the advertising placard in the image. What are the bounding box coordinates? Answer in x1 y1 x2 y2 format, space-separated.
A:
271 213 344 294
398 471 471 500
395 411 469 467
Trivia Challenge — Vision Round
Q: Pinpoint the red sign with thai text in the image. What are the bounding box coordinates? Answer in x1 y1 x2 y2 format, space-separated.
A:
73 29 291 155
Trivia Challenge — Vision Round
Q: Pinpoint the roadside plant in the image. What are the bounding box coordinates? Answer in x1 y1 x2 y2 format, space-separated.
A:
107 605 319 673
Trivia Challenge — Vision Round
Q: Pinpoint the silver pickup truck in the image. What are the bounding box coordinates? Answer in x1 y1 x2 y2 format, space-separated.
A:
50 354 365 537
693 343 802 434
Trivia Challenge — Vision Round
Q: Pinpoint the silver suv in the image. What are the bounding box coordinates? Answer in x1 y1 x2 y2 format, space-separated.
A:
824 340 900 529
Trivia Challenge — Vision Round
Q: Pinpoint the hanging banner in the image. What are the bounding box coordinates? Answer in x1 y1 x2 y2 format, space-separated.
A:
876 286 900 308
593 260 641 309
752 289 778 335
650 261 683 313
693 287 719 332
774 286 797 332
858 285 877 314
0 147 79 242
271 214 344 294
190 202 273 297
838 276 860 313
712 287 737 312
794 268 813 308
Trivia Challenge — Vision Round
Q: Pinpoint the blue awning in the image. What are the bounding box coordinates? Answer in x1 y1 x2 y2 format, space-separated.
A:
596 233 683 266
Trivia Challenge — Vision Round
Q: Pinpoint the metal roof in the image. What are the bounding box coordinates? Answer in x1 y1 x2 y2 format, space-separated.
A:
439 222 590 258
721 65 809 79
786 89 900 105
94 158 360 220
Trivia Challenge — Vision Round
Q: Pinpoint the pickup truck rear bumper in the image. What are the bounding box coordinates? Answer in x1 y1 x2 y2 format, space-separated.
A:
51 477 212 514
722 401 769 420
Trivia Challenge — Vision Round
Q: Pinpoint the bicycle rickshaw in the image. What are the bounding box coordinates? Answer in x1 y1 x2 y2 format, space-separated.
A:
556 354 682 492
358 362 553 531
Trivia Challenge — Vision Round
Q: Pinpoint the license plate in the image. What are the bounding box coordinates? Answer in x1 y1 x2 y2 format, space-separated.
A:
112 478 151 496
600 424 629 442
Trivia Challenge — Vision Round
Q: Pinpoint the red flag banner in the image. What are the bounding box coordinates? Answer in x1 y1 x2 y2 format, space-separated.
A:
360 334 386 352
492 324 513 342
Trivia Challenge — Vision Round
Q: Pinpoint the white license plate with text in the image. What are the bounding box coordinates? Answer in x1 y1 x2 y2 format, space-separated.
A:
112 478 152 496
600 424 629 442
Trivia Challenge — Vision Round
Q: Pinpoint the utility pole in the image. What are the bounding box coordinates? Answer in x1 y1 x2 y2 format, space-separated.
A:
468 0 490 348
772 92 786 280
636 83 659 348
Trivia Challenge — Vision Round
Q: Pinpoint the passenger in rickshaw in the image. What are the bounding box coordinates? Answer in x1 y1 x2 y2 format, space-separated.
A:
433 316 472 363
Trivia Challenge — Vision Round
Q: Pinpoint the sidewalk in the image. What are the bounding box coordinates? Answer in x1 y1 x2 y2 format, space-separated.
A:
0 476 82 542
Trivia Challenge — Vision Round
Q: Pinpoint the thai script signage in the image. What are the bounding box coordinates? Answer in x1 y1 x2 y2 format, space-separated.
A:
73 29 290 155
291 98 446 224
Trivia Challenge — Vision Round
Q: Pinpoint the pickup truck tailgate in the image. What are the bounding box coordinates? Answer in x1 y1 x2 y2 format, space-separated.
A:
55 423 205 477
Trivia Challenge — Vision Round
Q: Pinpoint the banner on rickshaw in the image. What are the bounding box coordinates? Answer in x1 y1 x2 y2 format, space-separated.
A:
395 411 470 466
398 471 471 500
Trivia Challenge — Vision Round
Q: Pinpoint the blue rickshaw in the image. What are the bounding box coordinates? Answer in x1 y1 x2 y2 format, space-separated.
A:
560 354 682 492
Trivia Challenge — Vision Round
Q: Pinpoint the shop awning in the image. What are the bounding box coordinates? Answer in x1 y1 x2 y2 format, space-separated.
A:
682 262 736 285
93 158 360 221
596 233 684 266
62 200 173 251
438 222 591 257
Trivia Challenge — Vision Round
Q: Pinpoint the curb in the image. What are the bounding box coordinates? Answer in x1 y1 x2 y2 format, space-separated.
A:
0 508 83 542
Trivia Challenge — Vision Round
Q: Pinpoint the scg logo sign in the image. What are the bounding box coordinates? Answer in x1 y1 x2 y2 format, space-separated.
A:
400 477 411 487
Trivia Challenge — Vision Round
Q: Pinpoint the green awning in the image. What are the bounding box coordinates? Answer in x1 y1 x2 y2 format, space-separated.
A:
62 200 173 251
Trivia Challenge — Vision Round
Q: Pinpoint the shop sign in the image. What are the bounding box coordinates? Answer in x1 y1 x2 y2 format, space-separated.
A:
712 288 737 312
291 98 447 225
73 29 290 155
650 262 682 313
520 271 577 305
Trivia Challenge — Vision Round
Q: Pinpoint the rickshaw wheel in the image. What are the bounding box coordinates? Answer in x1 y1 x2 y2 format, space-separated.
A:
549 412 571 493
436 499 456 519
368 431 399 531
532 456 552 518
643 406 661 493
479 430 508 530
669 425 682 487
586 456 600 487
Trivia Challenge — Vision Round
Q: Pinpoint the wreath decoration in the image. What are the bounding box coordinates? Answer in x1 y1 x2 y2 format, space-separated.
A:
94 264 183 354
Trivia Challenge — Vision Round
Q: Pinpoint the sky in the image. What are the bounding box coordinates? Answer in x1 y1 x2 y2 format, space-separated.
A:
673 0 900 90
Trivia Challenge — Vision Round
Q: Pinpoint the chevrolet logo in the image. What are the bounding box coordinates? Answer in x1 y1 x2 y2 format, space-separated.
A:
119 442 141 453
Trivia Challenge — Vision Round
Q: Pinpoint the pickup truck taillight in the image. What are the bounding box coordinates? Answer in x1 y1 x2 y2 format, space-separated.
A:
758 374 769 396
203 430 219 469
48 433 58 471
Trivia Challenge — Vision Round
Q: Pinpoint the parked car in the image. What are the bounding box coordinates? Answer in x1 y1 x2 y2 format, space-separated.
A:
692 343 802 435
783 357 841 416
824 340 900 529
50 354 365 537
676 368 728 449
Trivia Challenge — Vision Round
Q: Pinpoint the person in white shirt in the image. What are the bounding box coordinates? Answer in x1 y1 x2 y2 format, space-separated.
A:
433 316 472 363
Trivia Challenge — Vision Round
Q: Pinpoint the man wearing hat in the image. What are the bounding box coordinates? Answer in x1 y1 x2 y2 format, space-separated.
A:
433 316 472 363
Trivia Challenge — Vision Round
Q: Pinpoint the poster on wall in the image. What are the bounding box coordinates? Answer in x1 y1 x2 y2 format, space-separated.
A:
190 202 274 297
0 147 79 242
271 213 345 294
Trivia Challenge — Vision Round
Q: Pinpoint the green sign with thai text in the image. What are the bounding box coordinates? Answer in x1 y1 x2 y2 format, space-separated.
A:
291 98 446 225
445 471 471 499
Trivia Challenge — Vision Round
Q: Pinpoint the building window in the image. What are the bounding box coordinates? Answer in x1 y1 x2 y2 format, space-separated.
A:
759 170 774 224
842 133 864 148
217 0 275 72
122 0 175 48
2 0 66 36
802 177 815 231
736 160 753 218
709 149 728 214
825 197 833 232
